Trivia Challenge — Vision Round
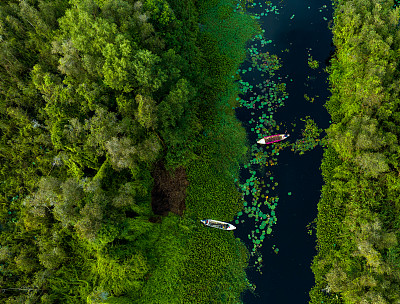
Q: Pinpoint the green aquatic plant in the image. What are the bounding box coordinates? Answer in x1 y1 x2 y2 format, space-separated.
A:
308 56 320 69
292 117 325 155
308 57 319 70
230 0 291 275
304 93 315 103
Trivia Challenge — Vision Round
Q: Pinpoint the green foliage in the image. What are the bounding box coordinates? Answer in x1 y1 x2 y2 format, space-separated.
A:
354 152 389 178
136 94 158 129
180 229 249 304
185 159 242 220
143 0 177 27
119 216 154 242
311 1 400 303
158 78 193 129
37 235 68 270
95 253 148 296
0 0 258 302
137 214 190 304
197 0 261 68
130 49 167 93
292 117 325 155
308 56 320 69
14 246 40 274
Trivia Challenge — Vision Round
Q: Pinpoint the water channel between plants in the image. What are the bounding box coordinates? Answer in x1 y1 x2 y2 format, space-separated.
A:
232 1 334 303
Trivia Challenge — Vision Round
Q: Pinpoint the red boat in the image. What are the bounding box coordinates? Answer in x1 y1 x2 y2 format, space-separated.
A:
257 134 289 145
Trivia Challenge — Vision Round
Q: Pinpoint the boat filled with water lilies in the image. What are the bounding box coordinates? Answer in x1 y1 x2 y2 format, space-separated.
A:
257 133 289 145
200 219 236 230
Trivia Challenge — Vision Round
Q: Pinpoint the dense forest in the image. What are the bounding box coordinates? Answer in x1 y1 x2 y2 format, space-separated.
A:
0 0 261 303
5 0 400 303
310 0 400 303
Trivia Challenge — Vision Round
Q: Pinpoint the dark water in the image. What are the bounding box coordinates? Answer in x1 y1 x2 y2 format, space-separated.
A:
234 1 334 303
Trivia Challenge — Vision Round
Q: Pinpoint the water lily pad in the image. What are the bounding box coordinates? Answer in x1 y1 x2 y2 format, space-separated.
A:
267 227 272 234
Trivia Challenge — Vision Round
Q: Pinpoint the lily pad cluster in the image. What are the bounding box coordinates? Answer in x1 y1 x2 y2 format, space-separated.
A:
232 1 289 272
234 166 280 274
236 47 288 116
235 0 280 17
231 0 329 276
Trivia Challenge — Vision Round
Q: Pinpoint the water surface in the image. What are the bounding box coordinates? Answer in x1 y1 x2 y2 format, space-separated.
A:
234 1 334 303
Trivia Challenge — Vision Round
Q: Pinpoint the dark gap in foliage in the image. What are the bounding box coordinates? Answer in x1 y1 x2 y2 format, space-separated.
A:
83 166 97 178
101 167 131 192
148 215 162 223
112 238 129 246
151 161 188 216
125 210 138 218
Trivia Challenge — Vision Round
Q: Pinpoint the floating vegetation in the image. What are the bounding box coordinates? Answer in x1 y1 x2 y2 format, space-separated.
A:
272 244 279 254
233 0 326 275
232 0 329 279
307 55 320 70
231 0 290 273
235 0 281 16
318 4 329 13
304 93 315 103
306 219 316 236
306 48 320 71
291 116 327 155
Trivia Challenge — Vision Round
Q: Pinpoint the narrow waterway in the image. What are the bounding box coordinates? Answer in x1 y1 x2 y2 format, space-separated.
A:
234 1 334 303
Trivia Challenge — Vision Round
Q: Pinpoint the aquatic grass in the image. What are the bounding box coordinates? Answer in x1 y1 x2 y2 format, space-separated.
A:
181 227 250 304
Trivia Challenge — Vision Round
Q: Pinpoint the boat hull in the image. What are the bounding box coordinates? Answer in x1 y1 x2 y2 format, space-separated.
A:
257 134 289 145
200 219 236 230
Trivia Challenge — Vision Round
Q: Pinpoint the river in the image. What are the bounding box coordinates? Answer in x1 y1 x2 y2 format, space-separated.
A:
234 0 334 303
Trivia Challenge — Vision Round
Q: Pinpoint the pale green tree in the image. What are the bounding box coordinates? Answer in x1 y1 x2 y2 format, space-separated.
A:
354 152 389 178
104 136 137 170
136 94 157 129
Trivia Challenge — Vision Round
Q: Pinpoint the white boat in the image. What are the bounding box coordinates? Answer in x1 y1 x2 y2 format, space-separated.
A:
200 219 236 230
257 133 289 145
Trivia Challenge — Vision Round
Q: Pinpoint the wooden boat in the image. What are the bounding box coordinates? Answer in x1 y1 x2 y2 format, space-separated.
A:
200 219 236 230
257 133 289 145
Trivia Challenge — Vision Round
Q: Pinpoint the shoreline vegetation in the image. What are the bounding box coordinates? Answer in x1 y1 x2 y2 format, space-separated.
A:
310 0 400 303
0 0 261 303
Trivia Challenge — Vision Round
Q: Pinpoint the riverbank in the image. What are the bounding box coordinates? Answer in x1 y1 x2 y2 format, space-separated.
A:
310 1 400 303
